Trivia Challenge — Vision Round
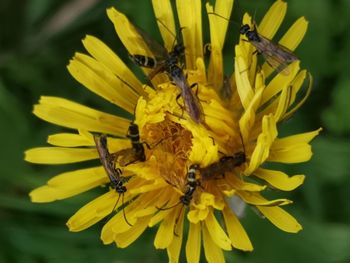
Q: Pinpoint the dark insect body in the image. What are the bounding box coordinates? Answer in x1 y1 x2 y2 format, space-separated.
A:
199 151 246 180
129 23 203 123
127 122 146 162
94 134 132 226
240 24 298 74
115 122 148 167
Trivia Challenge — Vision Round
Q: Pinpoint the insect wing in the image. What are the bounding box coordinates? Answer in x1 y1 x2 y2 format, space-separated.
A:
255 34 298 75
94 135 120 183
133 24 169 59
115 148 139 167
171 69 203 123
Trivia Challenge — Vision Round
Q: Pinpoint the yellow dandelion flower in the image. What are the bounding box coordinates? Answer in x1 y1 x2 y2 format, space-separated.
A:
25 0 321 262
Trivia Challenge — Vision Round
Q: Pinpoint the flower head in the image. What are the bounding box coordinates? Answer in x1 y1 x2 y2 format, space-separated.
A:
26 0 321 262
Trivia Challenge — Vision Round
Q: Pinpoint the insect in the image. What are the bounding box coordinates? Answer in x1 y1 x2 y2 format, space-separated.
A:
240 23 298 74
94 134 132 226
207 12 298 74
117 122 147 166
129 21 204 123
199 151 246 180
158 164 201 210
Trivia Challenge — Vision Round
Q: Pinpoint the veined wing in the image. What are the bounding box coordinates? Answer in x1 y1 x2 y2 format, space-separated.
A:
170 67 204 123
133 22 169 59
251 33 298 75
112 148 138 167
94 135 121 182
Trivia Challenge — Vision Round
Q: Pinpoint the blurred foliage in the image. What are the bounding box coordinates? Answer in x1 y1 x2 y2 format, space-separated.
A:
0 0 349 262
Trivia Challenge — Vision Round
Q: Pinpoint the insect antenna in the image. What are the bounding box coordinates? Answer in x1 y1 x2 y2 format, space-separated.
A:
121 193 133 226
156 200 182 211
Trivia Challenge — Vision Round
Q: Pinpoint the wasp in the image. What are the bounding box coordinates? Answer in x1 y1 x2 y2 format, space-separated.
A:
94 134 132 226
129 22 204 123
240 23 298 74
199 151 246 180
207 12 298 74
116 122 147 167
160 151 246 209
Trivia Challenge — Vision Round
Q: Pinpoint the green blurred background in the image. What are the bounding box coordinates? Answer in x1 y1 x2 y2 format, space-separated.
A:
1 0 350 262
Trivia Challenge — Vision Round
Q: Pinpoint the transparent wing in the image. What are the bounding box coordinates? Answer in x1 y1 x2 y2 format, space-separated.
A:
253 34 298 75
133 23 169 59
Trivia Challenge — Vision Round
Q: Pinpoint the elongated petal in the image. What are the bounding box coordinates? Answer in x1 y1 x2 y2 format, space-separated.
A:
204 211 232 250
206 0 234 91
238 191 292 206
269 128 322 163
151 0 176 51
30 167 106 202
186 222 201 263
25 147 97 164
68 53 137 113
154 206 179 249
203 224 225 263
82 35 145 96
167 209 184 263
254 168 305 191
235 54 254 110
257 206 302 233
176 0 203 69
223 206 253 251
245 114 278 174
258 0 287 38
47 132 93 147
114 216 152 248
33 96 130 136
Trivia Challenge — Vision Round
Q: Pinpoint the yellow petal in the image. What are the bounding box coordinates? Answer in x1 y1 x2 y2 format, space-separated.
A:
67 52 137 113
113 215 152 248
67 191 119 232
269 128 322 163
283 72 312 121
239 80 264 143
204 211 232 250
33 96 129 136
206 0 233 91
167 209 184 263
67 183 137 232
47 132 93 147
107 7 153 59
258 0 287 38
151 0 176 51
257 206 302 233
235 54 254 110
238 191 292 206
223 206 253 251
203 224 225 263
154 206 180 249
186 222 201 263
254 168 305 191
176 0 203 69
260 61 300 112
262 17 308 76
273 84 292 121
29 166 106 202
245 114 277 175
82 35 145 96
25 147 97 164
279 16 308 51
106 7 166 85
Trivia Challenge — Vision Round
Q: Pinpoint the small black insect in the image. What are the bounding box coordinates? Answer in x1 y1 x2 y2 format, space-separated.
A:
199 151 246 180
94 134 132 226
117 122 147 167
129 21 204 123
240 23 298 74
